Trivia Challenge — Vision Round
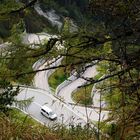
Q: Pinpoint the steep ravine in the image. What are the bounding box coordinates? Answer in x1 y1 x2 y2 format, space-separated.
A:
34 4 63 30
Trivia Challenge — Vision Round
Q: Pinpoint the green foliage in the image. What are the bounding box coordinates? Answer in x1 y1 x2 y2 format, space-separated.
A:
0 80 19 113
0 0 23 14
0 109 57 140
0 108 109 140
62 17 71 34
0 19 11 38
99 122 120 140
0 0 140 139
52 124 98 140
24 9 58 34
48 67 69 89
0 0 24 38
41 0 89 25
9 108 41 126
72 85 93 105
1 43 36 84
48 57 72 89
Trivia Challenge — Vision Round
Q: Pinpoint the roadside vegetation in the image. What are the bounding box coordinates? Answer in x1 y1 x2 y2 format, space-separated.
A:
0 41 36 85
0 0 140 139
48 58 71 89
72 71 103 106
0 108 109 140
0 109 58 140
48 67 69 89
72 84 93 105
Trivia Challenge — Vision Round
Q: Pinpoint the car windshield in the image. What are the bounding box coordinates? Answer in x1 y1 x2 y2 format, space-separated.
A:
49 111 55 116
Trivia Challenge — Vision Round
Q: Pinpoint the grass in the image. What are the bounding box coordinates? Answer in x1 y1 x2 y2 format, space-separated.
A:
94 73 103 80
72 84 93 105
0 108 110 140
48 67 69 89
72 72 103 106
0 108 58 140
9 108 40 125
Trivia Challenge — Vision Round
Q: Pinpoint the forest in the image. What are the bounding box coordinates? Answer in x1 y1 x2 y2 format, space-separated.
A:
0 0 140 140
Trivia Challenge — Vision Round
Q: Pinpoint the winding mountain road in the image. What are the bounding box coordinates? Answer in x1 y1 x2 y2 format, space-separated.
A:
58 66 98 104
16 87 88 127
0 1 109 129
15 33 108 127
33 57 108 122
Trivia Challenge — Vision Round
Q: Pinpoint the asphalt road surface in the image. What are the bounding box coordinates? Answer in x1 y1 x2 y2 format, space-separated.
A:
16 87 88 127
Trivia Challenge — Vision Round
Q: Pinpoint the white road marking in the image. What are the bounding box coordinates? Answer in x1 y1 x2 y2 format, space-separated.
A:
33 102 41 107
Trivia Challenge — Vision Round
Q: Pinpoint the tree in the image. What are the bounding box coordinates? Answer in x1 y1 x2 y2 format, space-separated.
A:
0 0 140 139
59 0 140 139
0 79 19 113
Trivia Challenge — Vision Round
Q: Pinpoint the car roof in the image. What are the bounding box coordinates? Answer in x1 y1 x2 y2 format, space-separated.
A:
41 105 52 113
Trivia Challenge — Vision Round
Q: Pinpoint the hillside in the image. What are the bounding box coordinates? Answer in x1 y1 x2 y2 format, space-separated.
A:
0 0 140 140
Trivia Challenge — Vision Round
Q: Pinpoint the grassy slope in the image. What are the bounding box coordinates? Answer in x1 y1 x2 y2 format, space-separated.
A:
48 67 69 89
72 84 93 105
0 108 108 140
0 108 58 140
72 73 103 105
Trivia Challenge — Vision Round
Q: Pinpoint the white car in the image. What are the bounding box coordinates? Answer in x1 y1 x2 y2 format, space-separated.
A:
40 105 57 120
